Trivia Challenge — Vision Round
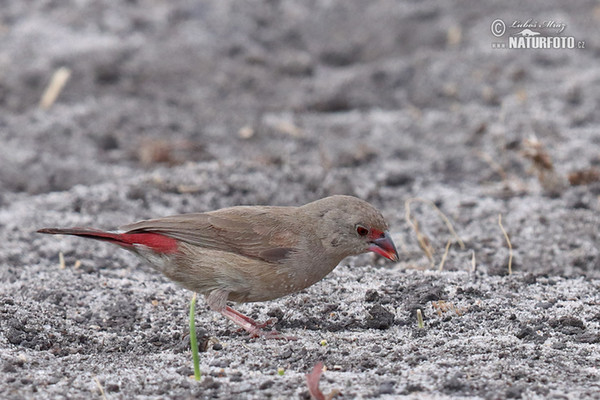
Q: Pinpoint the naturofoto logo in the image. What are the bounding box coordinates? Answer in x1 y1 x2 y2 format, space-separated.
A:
491 18 585 50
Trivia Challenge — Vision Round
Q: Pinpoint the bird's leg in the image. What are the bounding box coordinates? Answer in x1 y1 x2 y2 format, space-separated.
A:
220 306 296 340
205 290 296 340
223 306 275 329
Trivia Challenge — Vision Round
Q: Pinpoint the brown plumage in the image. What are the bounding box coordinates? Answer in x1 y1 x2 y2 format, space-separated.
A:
38 195 398 339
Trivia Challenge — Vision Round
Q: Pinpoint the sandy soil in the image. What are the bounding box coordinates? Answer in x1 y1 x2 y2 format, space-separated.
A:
1 1 599 399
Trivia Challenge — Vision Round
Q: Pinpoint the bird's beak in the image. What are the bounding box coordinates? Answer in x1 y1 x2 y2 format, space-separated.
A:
368 231 399 262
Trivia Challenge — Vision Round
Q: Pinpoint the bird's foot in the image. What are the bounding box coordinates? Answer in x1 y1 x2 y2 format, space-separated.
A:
221 306 297 340
253 318 277 329
248 328 298 341
233 316 276 330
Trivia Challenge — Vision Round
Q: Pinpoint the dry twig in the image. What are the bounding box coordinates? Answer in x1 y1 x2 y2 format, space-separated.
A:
568 168 600 186
94 377 108 400
405 198 465 268
40 67 71 109
432 300 465 316
521 137 567 195
58 252 65 269
498 214 513 275
438 239 452 272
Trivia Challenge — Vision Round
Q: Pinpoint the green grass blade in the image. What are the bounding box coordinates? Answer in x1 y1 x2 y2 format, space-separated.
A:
189 293 201 381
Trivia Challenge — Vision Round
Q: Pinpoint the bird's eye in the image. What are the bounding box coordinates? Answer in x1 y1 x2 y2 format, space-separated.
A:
356 225 369 237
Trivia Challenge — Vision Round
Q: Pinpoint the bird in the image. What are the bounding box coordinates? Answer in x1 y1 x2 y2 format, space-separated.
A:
38 195 399 339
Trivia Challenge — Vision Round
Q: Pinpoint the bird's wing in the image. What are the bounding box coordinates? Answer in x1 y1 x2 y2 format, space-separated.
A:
120 206 300 263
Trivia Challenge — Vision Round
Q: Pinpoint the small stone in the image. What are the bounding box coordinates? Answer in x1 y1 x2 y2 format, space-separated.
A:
365 304 395 330
378 381 395 395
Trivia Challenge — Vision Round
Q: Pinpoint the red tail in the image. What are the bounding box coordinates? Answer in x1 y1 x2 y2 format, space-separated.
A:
37 228 178 254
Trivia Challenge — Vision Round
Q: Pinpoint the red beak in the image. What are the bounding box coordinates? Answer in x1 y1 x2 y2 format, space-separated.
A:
368 231 399 262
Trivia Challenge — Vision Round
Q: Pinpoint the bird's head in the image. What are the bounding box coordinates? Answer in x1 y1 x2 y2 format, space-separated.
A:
302 195 399 262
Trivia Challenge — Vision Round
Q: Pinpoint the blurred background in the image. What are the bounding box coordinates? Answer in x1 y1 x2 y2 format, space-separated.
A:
0 1 597 194
0 0 600 270
2 0 599 274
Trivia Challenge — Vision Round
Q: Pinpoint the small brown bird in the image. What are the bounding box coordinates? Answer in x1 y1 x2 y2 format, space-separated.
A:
38 195 398 339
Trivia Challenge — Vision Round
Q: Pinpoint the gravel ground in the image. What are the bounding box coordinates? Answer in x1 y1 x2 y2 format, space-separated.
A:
1 1 599 399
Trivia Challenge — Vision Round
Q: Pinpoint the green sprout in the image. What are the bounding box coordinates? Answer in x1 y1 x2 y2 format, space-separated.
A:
416 309 424 329
189 293 201 381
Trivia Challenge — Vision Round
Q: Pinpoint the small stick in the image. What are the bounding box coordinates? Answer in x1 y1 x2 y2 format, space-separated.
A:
405 198 465 268
476 150 508 182
471 250 476 273
94 377 108 400
438 239 452 271
406 214 434 265
498 214 513 275
405 198 465 249
40 67 71 109
59 252 65 269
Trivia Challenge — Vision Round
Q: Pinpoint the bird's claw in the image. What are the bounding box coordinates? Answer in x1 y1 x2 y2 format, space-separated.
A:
249 329 298 341
222 307 296 340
